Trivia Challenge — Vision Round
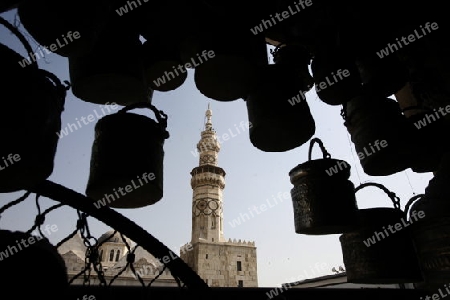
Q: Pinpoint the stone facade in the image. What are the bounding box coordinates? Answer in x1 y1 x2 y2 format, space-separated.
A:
59 231 179 287
181 239 258 287
180 106 258 287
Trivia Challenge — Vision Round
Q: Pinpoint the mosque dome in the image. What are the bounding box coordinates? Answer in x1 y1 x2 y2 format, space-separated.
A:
98 230 133 246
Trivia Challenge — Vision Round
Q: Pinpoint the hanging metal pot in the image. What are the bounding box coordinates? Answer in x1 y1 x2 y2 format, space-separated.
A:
0 17 67 192
355 53 409 98
194 23 268 101
69 19 150 106
272 43 314 93
245 62 315 152
406 155 450 283
342 93 413 176
310 44 363 105
288 138 358 234
340 182 423 284
17 0 110 57
142 39 187 92
85 102 169 209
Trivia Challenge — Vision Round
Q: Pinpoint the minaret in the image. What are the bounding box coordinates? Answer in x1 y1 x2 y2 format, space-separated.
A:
190 104 226 243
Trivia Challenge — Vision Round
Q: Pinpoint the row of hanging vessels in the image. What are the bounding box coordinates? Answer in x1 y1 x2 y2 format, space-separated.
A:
288 138 424 284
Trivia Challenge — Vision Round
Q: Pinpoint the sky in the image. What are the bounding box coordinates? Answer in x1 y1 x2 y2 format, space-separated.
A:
0 8 434 287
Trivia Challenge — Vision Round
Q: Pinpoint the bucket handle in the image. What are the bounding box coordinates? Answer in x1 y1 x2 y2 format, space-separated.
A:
403 194 425 217
308 137 331 161
0 16 38 70
354 182 401 211
117 102 169 139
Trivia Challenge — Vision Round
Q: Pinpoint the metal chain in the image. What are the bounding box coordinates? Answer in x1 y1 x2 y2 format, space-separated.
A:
78 211 106 286
354 182 401 210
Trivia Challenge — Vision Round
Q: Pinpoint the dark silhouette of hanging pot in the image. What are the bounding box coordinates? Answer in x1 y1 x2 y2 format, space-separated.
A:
142 39 187 92
245 62 315 152
17 0 110 57
288 138 358 234
194 21 268 101
0 17 68 192
403 107 449 173
85 102 169 209
69 19 151 106
342 93 413 176
406 153 450 284
311 44 363 105
355 53 409 98
272 43 314 93
339 182 423 284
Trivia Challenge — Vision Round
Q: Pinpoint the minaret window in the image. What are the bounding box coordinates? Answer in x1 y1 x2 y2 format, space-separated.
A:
211 217 216 229
109 250 114 261
237 261 242 271
115 250 121 261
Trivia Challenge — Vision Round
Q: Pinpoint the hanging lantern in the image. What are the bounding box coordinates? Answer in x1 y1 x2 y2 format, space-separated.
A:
406 153 450 284
245 63 315 152
17 0 110 57
288 138 358 234
142 39 187 92
310 44 363 105
0 17 67 192
68 19 150 106
340 182 423 284
85 102 169 209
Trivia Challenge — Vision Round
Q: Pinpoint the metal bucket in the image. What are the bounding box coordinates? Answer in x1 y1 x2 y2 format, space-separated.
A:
340 182 423 284
69 19 150 106
272 43 314 93
142 39 187 92
407 156 450 283
0 17 67 192
17 0 109 57
342 93 412 176
245 63 315 152
85 102 169 209
355 53 409 98
194 26 268 101
288 138 358 234
310 45 363 105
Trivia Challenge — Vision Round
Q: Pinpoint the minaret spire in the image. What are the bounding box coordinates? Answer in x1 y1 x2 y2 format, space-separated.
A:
189 104 226 243
205 103 213 131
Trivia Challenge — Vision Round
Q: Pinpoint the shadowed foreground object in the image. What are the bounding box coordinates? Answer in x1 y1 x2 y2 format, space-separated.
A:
0 230 69 300
0 17 67 192
340 183 423 284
